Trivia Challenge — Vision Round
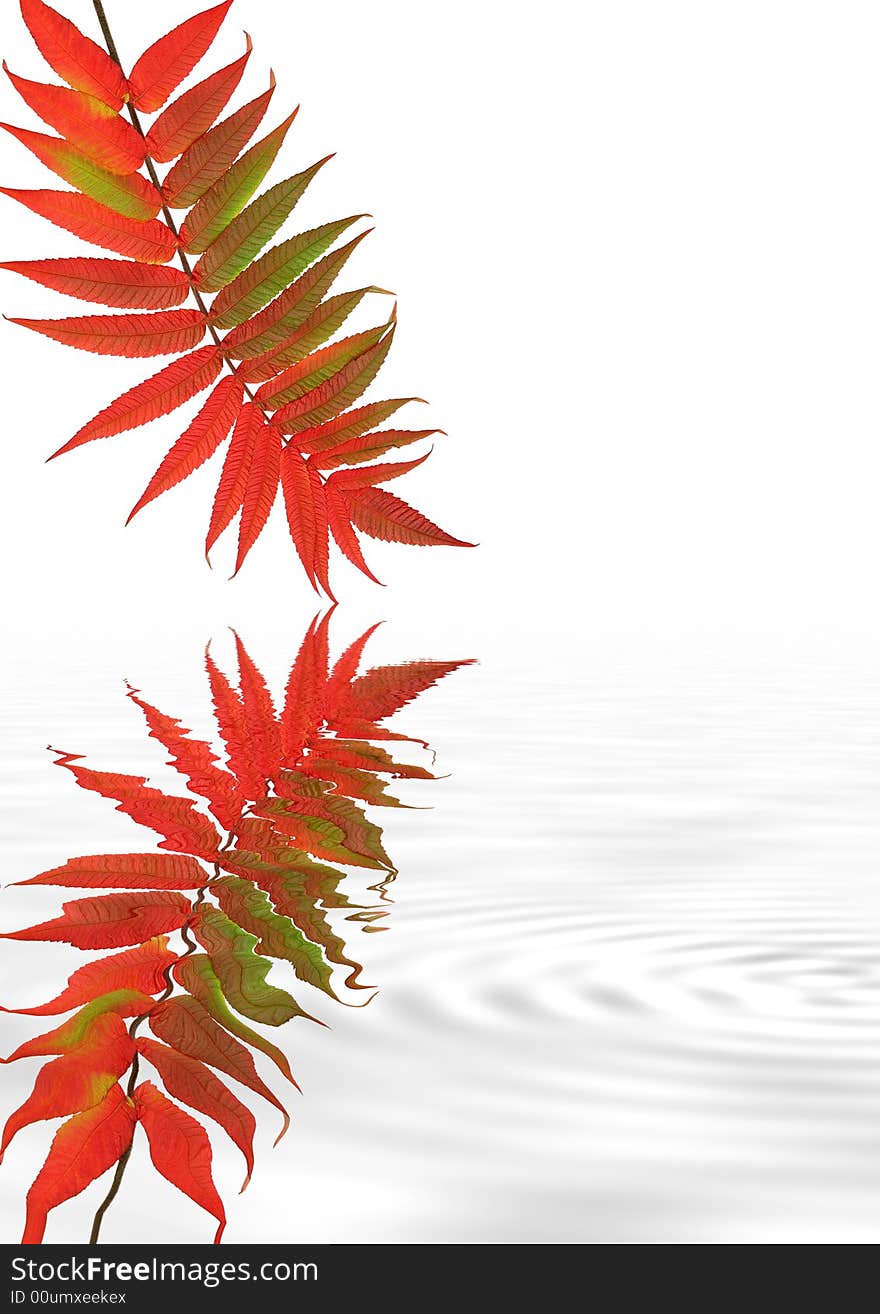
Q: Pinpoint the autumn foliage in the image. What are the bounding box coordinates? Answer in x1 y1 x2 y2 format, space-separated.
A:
0 615 472 1243
0 0 473 590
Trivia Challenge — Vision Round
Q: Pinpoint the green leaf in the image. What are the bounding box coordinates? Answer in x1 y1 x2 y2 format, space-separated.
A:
173 953 303 1086
179 112 297 255
256 324 389 409
209 217 364 330
214 876 336 998
241 288 383 384
190 907 319 1026
223 230 370 359
193 158 331 293
273 328 395 434
298 758 406 807
249 868 370 991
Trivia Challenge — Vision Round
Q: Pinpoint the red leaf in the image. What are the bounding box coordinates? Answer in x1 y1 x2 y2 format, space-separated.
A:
324 623 382 710
136 1038 255 1190
295 398 418 456
125 685 244 831
52 345 222 457
127 376 244 523
128 1 234 114
13 852 210 889
325 480 381 584
162 78 275 209
204 648 264 798
233 633 280 783
0 257 190 309
1 892 192 950
280 612 330 757
9 308 206 358
0 1014 134 1161
280 446 332 596
341 486 474 547
325 449 431 489
145 37 252 163
315 428 440 470
3 64 143 174
205 400 259 558
0 939 176 1017
134 1081 226 1243
0 188 177 262
149 995 289 1138
51 753 222 858
22 1085 136 1245
20 0 128 109
233 415 280 575
340 660 474 723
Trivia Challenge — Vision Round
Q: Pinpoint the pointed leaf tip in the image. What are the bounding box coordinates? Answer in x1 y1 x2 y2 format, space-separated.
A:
19 0 128 109
129 1 235 113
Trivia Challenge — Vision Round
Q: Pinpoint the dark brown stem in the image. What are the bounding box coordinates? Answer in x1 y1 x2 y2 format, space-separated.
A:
87 1143 132 1244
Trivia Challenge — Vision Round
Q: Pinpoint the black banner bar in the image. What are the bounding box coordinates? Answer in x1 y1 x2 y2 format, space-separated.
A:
3 1245 563 1308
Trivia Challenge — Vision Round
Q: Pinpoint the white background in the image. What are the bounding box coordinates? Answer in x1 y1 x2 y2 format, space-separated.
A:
2 0 880 1246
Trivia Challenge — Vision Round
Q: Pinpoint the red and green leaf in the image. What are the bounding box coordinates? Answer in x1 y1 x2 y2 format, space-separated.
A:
179 112 297 255
0 1013 134 1160
0 121 161 217
162 79 275 208
0 938 176 1017
22 1085 136 1245
3 64 143 173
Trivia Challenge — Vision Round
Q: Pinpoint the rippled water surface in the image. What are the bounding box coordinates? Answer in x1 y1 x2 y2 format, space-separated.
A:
2 632 879 1244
